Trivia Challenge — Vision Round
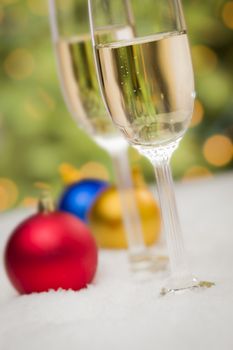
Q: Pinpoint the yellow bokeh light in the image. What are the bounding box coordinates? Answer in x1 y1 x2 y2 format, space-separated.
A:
190 99 204 127
38 89 56 111
59 163 82 185
24 100 41 119
4 48 35 80
27 0 48 16
183 166 212 181
203 135 233 167
0 8 5 23
34 182 51 191
80 162 110 181
0 178 18 211
222 1 233 29
192 45 218 72
21 197 38 208
0 187 10 212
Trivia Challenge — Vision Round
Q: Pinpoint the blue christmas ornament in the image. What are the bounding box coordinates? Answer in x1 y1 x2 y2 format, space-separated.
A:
58 179 109 223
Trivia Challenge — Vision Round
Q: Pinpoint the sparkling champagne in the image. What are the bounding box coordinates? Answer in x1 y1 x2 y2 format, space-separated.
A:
56 25 134 143
96 31 195 147
56 35 116 137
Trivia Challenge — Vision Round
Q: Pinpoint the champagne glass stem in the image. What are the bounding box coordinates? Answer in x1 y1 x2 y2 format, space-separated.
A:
139 140 197 291
110 145 150 269
153 159 189 278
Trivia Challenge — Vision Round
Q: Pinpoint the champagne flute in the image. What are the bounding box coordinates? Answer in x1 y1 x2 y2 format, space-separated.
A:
88 0 214 293
48 0 159 272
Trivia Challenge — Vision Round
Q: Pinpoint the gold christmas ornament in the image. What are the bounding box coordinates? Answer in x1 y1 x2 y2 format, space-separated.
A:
88 168 161 249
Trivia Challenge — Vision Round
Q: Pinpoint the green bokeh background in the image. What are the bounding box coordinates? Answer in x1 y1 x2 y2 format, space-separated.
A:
0 0 232 211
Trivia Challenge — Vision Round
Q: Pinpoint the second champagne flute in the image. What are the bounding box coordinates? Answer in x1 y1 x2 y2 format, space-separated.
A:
48 0 158 272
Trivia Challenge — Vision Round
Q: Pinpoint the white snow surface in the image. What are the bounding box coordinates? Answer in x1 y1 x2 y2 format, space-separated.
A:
0 173 233 350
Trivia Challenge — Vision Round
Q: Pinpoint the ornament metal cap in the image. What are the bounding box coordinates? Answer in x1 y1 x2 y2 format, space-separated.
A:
38 194 55 214
34 182 55 214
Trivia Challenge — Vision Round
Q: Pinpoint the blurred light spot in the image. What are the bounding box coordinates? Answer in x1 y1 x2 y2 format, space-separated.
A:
183 166 212 181
4 48 35 80
27 0 48 16
0 8 5 23
190 99 204 127
21 197 38 208
203 135 233 167
222 1 233 29
0 187 9 212
34 182 51 191
0 178 18 211
59 163 82 185
80 162 110 181
192 45 218 72
24 100 42 119
38 89 56 111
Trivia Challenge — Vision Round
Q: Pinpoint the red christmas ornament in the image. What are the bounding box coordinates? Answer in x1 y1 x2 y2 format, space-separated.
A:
4 197 98 294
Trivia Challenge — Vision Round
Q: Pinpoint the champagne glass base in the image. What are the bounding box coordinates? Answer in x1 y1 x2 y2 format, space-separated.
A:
160 276 215 296
150 255 169 273
129 249 153 273
129 250 169 279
